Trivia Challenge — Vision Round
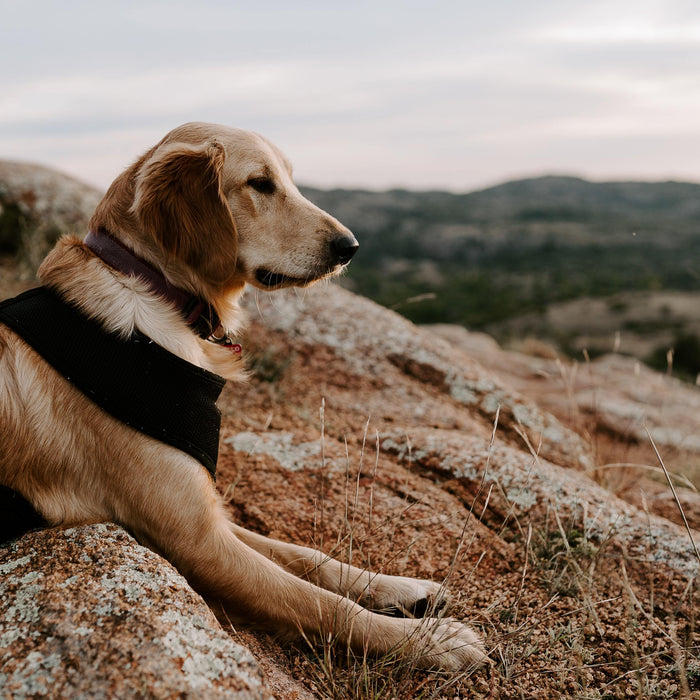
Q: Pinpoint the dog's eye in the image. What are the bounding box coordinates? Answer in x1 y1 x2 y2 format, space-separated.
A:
247 177 276 195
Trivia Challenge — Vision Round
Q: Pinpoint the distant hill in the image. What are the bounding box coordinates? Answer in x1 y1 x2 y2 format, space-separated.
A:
301 176 700 369
305 176 700 228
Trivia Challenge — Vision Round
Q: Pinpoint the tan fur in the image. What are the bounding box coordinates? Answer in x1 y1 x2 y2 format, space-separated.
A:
0 122 486 669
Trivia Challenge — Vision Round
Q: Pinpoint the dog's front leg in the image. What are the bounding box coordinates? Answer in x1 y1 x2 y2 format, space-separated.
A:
229 523 447 616
201 522 486 669
117 462 485 670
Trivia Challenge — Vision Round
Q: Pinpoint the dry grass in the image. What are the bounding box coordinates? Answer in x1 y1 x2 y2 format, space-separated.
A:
260 404 700 699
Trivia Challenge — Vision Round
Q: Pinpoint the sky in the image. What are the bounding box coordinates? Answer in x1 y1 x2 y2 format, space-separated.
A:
2 0 700 193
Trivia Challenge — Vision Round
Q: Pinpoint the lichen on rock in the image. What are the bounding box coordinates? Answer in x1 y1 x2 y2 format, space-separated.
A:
0 523 273 699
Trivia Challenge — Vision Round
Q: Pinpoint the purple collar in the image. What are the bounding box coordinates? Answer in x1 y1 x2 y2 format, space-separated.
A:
84 229 241 352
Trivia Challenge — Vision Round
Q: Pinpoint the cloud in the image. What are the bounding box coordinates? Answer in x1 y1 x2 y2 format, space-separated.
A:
0 63 305 126
2 0 700 190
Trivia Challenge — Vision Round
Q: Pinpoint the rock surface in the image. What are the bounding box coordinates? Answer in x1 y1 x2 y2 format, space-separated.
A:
427 322 700 531
0 160 99 279
1 161 699 698
0 524 272 699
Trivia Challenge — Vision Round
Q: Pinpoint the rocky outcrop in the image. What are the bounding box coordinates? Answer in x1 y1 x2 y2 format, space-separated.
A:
0 160 100 278
427 322 700 531
221 286 699 697
0 523 272 699
235 287 699 574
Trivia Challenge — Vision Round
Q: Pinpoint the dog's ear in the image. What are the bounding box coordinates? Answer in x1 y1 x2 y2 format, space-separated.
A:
133 140 237 284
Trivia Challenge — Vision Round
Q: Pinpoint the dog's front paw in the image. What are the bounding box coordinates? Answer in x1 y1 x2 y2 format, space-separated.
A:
407 618 488 670
362 574 447 617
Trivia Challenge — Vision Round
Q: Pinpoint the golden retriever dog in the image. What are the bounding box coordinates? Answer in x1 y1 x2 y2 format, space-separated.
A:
0 122 486 669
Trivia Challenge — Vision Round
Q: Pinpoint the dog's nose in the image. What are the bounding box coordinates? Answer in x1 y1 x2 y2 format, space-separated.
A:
331 233 359 265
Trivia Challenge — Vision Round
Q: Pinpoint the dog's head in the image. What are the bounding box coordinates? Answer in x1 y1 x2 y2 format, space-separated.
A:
94 122 358 292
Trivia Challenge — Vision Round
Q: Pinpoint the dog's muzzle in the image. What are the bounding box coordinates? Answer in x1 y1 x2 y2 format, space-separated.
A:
254 231 359 289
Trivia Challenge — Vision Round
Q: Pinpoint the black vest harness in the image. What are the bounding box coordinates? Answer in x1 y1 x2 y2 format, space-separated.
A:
0 286 226 543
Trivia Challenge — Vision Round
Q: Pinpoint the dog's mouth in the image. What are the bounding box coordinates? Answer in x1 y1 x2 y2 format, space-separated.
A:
254 267 333 289
255 269 307 288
